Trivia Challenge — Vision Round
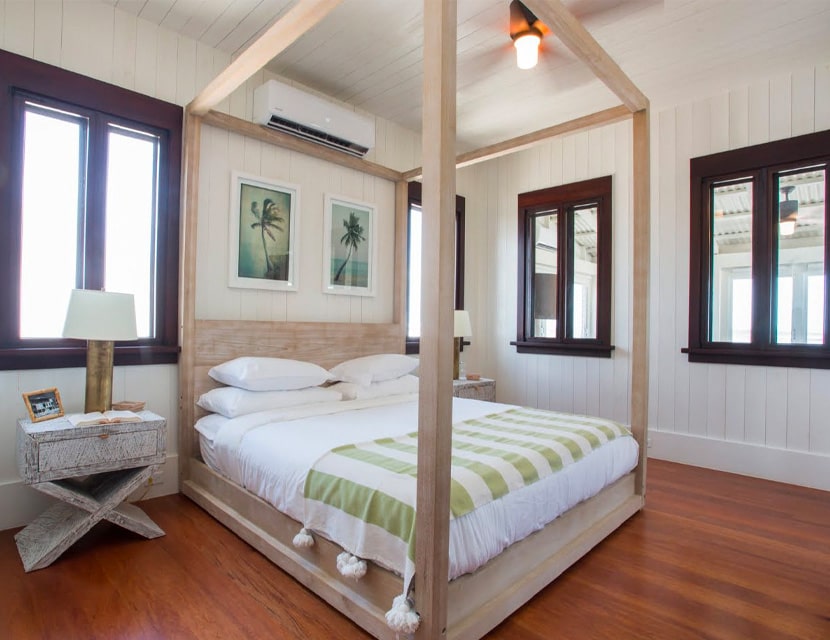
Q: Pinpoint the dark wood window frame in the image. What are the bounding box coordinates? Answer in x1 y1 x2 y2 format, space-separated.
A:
0 49 182 370
687 129 830 369
405 181 465 355
512 176 613 357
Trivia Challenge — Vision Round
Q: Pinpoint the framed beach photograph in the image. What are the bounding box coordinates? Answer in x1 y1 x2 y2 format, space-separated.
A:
229 172 299 291
22 387 64 423
322 195 376 296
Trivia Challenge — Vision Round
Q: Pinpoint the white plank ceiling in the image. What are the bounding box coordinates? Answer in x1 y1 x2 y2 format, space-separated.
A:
102 0 830 150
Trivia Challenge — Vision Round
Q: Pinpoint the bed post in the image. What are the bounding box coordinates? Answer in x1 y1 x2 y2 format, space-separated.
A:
179 109 202 480
631 108 650 495
415 0 457 637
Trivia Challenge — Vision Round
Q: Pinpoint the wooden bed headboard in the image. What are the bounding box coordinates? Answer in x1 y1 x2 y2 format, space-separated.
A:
181 318 405 462
192 318 404 395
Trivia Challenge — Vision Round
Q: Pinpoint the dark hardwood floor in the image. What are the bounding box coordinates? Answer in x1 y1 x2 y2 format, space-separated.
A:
2 459 828 639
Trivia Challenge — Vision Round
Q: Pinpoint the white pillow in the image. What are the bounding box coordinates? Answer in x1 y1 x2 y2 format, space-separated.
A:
330 374 420 401
329 354 418 386
197 385 342 418
194 413 228 443
208 357 331 391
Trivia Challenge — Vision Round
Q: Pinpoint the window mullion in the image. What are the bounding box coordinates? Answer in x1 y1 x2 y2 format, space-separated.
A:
792 264 809 343
596 193 612 345
526 212 537 340
83 116 109 291
824 173 830 346
561 204 573 341
73 114 90 289
697 180 720 344
751 172 771 347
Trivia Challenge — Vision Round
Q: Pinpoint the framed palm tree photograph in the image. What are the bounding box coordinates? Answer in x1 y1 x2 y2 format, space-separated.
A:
322 194 376 296
229 171 299 291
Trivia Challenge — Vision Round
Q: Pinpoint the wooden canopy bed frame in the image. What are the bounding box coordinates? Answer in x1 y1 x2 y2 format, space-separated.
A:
177 1 651 638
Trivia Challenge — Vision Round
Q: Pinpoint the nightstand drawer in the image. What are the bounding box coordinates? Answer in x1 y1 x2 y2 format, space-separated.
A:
17 412 166 484
38 430 160 475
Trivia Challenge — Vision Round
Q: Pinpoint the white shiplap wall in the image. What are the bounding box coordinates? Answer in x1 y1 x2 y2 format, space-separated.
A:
456 120 634 427
0 1 420 531
456 63 830 491
648 64 830 490
194 120 398 323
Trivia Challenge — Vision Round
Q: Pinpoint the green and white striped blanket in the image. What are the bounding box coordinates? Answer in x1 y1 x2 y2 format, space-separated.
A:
302 407 632 589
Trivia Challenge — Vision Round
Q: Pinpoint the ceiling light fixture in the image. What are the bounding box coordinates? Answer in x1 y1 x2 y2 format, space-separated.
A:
779 184 799 236
510 0 544 70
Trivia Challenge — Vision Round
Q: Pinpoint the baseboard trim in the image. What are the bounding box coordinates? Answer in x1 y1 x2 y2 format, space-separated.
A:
0 454 179 532
649 431 829 491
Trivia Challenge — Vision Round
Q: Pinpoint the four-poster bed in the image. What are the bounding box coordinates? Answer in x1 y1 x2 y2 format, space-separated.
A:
178 1 650 638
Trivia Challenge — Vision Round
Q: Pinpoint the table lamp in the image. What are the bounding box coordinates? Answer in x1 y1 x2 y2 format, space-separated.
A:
453 310 473 380
62 289 138 413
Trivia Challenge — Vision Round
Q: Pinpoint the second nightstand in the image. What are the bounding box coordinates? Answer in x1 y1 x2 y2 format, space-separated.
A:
452 377 496 402
15 411 166 572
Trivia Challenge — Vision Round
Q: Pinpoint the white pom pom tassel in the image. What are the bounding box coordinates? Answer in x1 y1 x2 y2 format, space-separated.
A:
292 527 314 548
385 594 420 634
336 552 367 580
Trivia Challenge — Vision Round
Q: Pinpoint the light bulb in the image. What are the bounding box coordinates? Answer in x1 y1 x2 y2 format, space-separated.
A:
514 32 541 69
779 219 795 236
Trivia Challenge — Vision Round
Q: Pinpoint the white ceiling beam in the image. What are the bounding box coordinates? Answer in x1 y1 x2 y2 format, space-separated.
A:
188 0 343 115
523 0 649 113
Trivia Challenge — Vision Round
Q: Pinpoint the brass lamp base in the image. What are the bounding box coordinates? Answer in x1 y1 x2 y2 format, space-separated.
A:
85 339 114 413
453 337 461 380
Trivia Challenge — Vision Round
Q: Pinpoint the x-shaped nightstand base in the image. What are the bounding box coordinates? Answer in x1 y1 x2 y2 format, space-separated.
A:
15 465 164 572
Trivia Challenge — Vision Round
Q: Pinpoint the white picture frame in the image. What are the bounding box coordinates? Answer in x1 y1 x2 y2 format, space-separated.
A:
322 194 377 297
229 171 299 291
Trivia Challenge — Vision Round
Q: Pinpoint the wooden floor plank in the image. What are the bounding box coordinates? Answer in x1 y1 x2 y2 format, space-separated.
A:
1 460 828 639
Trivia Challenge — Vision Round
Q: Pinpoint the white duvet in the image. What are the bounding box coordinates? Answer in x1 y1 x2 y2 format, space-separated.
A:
198 394 639 581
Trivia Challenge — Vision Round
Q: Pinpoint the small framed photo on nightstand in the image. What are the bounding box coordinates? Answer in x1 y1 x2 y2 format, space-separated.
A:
22 387 65 423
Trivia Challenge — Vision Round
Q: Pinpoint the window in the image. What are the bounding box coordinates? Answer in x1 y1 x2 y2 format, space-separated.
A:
513 176 613 357
688 130 829 368
405 182 465 354
0 49 182 370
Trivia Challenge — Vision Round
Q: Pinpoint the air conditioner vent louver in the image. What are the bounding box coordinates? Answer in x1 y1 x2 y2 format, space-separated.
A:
265 115 370 158
253 79 375 158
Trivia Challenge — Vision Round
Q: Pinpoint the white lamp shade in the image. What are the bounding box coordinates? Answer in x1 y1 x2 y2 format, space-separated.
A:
454 310 473 338
62 289 138 341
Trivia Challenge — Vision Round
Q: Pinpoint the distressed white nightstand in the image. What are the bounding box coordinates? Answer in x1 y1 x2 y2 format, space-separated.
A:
452 377 496 402
15 410 166 572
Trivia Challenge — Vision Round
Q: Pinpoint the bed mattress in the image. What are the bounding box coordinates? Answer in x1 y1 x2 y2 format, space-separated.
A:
197 394 638 582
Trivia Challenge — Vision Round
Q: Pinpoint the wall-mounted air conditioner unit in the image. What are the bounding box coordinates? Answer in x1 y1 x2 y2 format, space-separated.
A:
253 79 375 158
